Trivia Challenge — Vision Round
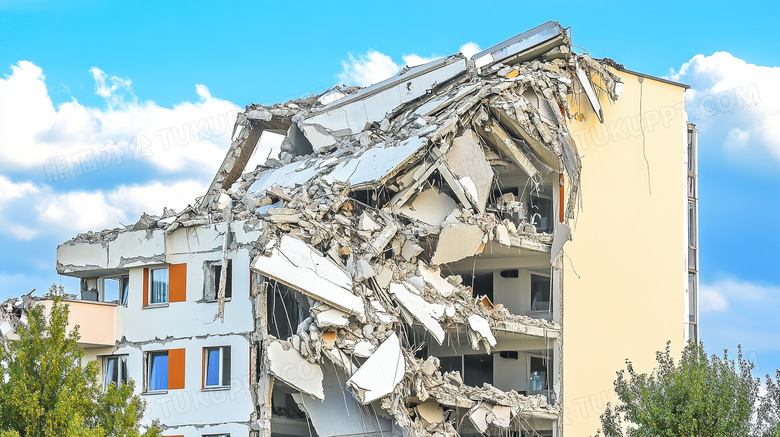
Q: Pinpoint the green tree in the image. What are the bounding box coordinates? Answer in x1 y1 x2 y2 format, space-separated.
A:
0 295 161 437
600 341 776 437
757 369 780 436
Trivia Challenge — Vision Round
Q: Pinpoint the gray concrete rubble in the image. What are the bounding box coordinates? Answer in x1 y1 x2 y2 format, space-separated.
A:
0 286 71 344
52 20 623 437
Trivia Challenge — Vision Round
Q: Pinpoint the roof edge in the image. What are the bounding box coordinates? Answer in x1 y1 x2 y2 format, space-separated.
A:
614 66 690 90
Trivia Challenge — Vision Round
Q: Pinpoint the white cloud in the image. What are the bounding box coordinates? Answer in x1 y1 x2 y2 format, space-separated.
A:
700 283 729 312
89 67 136 109
0 175 206 240
460 42 481 59
0 61 241 177
337 42 482 88
671 52 779 163
402 54 437 68
0 175 39 203
700 276 780 312
337 50 400 87
105 180 206 218
38 190 127 232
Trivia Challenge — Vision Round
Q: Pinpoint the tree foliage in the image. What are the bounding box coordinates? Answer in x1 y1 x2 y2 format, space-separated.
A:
757 369 780 437
601 341 780 437
0 295 161 437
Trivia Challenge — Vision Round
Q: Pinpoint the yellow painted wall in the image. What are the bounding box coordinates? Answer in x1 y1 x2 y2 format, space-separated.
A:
39 299 117 347
562 70 688 436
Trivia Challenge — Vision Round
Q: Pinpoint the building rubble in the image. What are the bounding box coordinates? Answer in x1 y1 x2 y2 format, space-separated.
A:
50 21 624 437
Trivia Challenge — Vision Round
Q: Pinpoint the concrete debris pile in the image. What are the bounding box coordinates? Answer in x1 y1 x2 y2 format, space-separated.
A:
58 21 623 437
62 208 179 246
0 295 30 342
0 289 58 343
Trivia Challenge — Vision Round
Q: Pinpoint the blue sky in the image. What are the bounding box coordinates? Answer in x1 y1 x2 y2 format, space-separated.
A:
0 1 778 377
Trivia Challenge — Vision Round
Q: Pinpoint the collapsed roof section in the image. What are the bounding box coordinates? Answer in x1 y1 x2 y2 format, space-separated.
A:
196 21 621 227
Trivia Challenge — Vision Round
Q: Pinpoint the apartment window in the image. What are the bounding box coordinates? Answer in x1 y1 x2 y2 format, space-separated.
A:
528 193 553 233
689 323 698 343
144 264 187 307
80 277 99 301
145 348 185 392
120 276 129 305
688 201 696 248
529 357 549 391
464 354 493 387
103 276 129 305
205 260 232 301
466 271 494 302
203 346 231 388
150 268 169 304
688 273 697 323
102 355 128 388
147 351 168 392
530 274 551 312
439 355 493 387
267 279 304 340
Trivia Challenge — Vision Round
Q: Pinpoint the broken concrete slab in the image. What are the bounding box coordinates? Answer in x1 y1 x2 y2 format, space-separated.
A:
252 235 365 320
346 333 406 405
550 222 569 264
419 263 456 298
430 224 485 265
444 130 493 212
389 282 445 344
467 314 498 349
327 136 428 189
292 363 394 437
416 399 445 426
267 340 325 400
397 188 458 227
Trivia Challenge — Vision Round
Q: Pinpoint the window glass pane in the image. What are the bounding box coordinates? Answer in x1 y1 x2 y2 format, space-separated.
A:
213 265 222 300
531 275 551 312
688 202 695 247
206 349 220 387
528 195 552 233
104 278 119 302
226 261 232 299
530 357 547 390
120 276 129 306
222 347 231 387
688 273 697 321
438 356 461 375
463 354 493 387
104 357 117 387
151 268 169 304
120 355 128 385
149 352 168 391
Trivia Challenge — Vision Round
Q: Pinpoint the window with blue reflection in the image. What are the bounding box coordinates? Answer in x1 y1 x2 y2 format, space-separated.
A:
148 351 168 391
204 346 231 388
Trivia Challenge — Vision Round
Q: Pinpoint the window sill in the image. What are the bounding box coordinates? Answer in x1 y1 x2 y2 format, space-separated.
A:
202 385 231 392
204 298 232 303
143 303 169 309
142 390 168 395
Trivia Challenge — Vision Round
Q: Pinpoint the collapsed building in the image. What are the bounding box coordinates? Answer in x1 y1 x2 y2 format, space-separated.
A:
2 21 699 437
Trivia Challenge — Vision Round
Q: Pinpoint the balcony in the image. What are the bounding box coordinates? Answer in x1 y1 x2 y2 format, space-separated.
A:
39 299 117 348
